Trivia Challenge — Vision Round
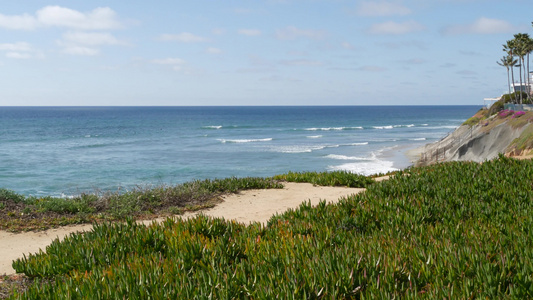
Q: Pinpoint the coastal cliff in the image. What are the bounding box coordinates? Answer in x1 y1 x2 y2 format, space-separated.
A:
414 109 533 166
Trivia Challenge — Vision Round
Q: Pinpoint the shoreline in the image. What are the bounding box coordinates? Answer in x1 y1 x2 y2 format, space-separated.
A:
378 142 426 171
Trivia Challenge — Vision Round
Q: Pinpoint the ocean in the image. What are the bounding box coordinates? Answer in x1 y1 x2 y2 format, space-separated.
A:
0 106 480 197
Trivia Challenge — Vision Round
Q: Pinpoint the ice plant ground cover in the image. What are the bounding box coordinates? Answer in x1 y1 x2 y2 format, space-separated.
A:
498 109 515 118
4 156 533 298
513 111 526 118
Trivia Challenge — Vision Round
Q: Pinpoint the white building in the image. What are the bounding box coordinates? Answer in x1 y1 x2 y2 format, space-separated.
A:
510 72 533 94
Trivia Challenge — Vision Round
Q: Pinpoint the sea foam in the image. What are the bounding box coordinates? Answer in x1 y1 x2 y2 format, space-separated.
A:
328 160 398 176
218 138 273 143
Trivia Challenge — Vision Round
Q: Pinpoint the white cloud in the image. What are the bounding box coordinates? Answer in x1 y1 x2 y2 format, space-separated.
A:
0 13 38 30
58 31 127 56
5 52 32 59
368 20 425 35
400 58 426 64
276 26 326 40
376 40 427 50
0 42 43 59
212 28 226 35
152 58 187 71
0 42 32 52
341 42 357 50
0 6 125 56
0 6 122 31
36 6 122 30
442 17 517 35
206 47 222 54
238 29 262 36
62 46 100 56
356 1 411 16
152 58 186 65
62 31 126 46
158 33 207 43
280 59 322 66
357 66 387 72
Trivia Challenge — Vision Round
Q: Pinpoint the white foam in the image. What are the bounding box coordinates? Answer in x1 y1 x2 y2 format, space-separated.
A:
306 135 323 139
275 145 327 153
392 124 415 128
373 125 394 130
203 125 222 129
218 138 273 143
350 142 369 146
410 138 426 141
325 154 369 160
328 160 398 176
305 127 344 131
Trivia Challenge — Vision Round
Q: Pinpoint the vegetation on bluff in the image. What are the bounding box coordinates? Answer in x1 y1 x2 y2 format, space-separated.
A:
3 156 533 299
0 171 374 233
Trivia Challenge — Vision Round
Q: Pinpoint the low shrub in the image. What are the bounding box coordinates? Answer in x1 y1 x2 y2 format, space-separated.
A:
0 177 284 231
488 99 504 115
273 170 374 188
462 116 481 126
10 157 533 298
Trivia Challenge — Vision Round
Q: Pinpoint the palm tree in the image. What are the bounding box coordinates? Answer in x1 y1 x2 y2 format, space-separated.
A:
503 40 518 103
512 33 532 104
525 37 533 99
497 55 518 101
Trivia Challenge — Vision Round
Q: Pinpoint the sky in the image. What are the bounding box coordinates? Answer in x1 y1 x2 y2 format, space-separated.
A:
0 0 532 106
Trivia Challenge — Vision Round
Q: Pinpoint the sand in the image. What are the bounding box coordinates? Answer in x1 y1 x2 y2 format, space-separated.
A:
0 182 365 276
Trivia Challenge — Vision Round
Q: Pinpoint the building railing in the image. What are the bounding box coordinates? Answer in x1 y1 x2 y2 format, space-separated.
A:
419 126 474 164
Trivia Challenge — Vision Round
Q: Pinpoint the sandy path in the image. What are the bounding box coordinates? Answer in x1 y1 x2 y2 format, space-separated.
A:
0 182 365 275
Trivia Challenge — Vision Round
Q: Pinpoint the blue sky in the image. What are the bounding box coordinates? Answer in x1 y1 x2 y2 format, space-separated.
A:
0 0 531 106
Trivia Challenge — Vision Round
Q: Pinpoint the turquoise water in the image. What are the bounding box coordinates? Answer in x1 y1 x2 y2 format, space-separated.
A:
0 106 480 196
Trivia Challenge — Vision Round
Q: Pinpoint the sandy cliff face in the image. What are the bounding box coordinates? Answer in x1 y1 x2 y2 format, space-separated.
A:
415 121 530 166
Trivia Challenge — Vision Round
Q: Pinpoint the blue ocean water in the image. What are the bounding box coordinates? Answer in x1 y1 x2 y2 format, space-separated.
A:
0 106 480 197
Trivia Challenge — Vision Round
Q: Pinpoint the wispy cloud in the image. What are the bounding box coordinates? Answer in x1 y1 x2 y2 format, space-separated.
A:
280 59 322 66
356 66 387 72
238 29 262 36
399 58 427 65
276 26 326 40
442 17 519 35
376 40 427 50
368 20 425 35
62 46 100 56
0 42 43 59
0 42 32 52
5 52 33 59
356 1 411 17
58 31 127 56
62 31 127 46
158 32 208 43
206 47 222 54
341 42 358 50
152 58 186 71
0 13 38 30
